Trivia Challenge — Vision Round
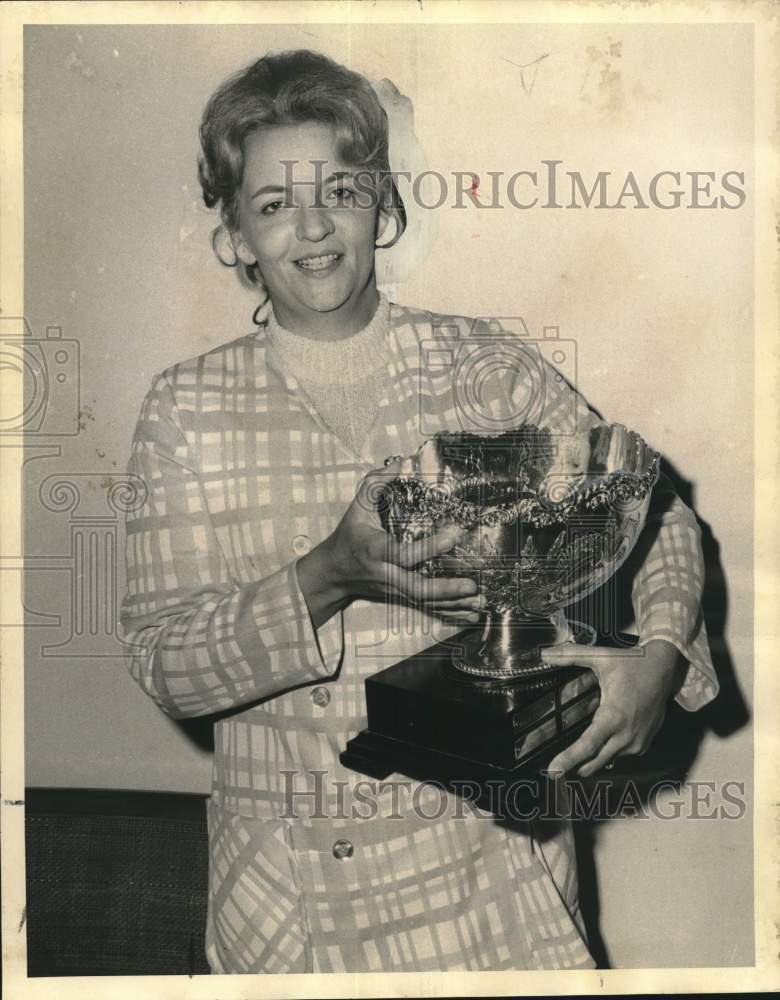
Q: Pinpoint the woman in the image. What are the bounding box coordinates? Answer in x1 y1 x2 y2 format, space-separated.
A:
120 49 718 973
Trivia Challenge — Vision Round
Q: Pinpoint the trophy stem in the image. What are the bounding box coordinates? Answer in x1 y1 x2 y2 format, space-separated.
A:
452 608 589 680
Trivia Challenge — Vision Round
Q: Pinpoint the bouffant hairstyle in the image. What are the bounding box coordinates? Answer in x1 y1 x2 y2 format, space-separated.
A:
198 49 407 285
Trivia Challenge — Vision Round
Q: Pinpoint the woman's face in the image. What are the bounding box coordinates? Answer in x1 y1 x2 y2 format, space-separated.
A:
234 122 389 334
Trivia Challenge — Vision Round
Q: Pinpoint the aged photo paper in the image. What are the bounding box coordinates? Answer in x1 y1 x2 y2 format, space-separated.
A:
1 1 778 997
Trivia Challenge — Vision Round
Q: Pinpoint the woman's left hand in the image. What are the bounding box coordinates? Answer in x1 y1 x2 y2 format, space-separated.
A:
542 639 688 778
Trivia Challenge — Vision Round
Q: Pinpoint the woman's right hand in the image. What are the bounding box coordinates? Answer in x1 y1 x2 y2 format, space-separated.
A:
296 464 483 629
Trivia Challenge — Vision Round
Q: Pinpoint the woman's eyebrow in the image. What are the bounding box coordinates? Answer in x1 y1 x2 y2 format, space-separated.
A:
250 171 359 202
250 183 289 201
323 170 355 184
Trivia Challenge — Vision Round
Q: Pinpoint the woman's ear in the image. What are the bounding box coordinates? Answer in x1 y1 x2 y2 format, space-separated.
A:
230 230 257 267
376 208 390 242
375 208 399 249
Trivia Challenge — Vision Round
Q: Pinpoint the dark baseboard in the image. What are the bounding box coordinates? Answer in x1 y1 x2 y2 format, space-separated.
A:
24 787 211 977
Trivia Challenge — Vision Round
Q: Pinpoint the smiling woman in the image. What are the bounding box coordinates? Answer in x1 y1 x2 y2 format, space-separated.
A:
197 49 406 333
232 124 390 331
119 48 718 974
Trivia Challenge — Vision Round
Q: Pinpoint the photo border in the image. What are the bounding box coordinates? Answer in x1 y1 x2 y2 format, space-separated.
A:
1 1 777 996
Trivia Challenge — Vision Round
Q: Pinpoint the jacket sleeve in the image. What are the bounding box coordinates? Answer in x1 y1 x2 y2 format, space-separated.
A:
119 372 344 720
498 335 718 711
627 474 719 710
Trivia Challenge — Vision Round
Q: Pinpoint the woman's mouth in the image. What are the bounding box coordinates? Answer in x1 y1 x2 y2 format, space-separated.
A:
295 253 342 272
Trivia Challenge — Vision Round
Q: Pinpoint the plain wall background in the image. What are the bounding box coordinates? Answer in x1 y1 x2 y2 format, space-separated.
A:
22 22 754 968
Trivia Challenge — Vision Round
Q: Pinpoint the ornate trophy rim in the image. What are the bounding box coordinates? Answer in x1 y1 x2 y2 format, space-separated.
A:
379 423 660 680
382 424 659 530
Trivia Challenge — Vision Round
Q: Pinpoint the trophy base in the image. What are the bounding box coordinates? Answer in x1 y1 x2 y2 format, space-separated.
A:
340 629 604 814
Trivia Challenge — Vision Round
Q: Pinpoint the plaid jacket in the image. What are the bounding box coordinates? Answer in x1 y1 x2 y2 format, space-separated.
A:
121 298 718 972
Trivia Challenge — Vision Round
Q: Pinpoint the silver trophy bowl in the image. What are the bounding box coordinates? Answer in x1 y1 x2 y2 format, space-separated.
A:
379 424 660 680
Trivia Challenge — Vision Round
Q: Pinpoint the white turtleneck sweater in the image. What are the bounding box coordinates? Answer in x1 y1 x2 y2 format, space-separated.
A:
265 295 393 457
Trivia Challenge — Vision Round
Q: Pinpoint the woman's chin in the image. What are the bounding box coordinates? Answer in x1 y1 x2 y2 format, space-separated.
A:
302 294 350 314
295 283 363 316
272 272 377 326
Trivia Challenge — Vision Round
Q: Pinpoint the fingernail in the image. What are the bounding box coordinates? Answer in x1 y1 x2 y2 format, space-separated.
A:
544 767 564 779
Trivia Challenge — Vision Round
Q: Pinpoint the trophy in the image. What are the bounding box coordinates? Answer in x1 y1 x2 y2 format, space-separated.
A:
340 423 660 809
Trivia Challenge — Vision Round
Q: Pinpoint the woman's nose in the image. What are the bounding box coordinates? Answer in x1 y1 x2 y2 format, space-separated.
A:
294 205 335 242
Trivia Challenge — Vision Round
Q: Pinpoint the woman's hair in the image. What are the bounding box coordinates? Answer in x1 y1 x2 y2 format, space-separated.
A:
198 49 407 284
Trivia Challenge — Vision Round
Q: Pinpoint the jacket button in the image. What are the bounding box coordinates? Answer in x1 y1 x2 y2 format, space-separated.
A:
332 839 354 860
311 686 331 708
291 534 311 555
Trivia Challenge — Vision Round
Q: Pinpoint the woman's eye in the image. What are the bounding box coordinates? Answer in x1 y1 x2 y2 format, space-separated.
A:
260 200 290 216
331 186 357 205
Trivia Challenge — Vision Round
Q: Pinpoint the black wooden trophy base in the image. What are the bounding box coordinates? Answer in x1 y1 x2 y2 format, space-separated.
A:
340 630 603 815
